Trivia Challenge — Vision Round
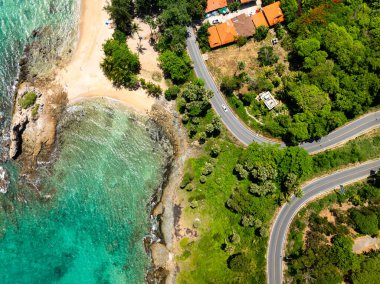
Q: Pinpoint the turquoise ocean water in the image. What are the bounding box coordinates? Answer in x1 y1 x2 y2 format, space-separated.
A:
0 1 169 283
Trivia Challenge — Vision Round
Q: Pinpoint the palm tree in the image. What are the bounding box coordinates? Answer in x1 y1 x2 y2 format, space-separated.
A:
131 22 142 42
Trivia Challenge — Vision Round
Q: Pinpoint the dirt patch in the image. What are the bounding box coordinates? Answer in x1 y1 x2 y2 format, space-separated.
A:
353 236 380 254
206 29 289 84
319 208 336 224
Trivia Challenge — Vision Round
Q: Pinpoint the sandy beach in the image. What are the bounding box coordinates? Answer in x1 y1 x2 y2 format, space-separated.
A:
56 0 163 114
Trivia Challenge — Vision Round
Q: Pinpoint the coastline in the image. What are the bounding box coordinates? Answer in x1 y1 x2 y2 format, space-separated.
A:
147 103 191 283
55 0 156 114
8 0 184 281
58 0 184 282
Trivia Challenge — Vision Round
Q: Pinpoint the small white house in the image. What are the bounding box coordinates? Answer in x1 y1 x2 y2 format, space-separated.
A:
259 91 278 110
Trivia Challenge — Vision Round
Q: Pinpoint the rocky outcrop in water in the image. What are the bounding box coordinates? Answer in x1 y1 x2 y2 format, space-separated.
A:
9 82 67 177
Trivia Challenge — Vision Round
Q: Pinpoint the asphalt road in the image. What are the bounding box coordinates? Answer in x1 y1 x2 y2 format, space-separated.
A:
186 28 380 153
186 27 380 284
267 159 380 284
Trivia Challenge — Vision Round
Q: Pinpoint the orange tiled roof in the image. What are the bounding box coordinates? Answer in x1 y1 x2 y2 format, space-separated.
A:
208 26 222 48
217 20 238 45
240 0 254 3
205 0 228 13
262 1 285 26
208 21 238 48
251 11 269 28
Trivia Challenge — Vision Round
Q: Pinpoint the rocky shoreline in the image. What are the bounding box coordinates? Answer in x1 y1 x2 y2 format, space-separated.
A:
2 9 187 284
146 101 190 284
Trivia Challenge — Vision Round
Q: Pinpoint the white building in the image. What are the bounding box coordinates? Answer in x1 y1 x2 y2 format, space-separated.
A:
259 91 278 110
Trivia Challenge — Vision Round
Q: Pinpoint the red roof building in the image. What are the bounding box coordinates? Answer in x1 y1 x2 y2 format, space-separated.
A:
262 2 285 26
206 0 228 13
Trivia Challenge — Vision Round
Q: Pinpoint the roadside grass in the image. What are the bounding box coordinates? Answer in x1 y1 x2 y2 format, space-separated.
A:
312 129 380 176
177 138 271 283
176 129 380 283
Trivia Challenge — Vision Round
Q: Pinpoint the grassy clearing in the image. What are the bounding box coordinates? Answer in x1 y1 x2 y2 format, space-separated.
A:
177 139 270 283
176 128 380 283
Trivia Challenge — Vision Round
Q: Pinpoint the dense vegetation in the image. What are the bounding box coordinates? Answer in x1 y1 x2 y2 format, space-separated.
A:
101 32 141 88
176 92 380 282
286 179 380 283
19 92 37 109
218 0 380 144
103 0 380 282
103 0 206 90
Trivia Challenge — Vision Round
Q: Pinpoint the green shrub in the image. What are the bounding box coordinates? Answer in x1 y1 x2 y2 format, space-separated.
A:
19 92 37 109
258 46 279 66
254 26 269 41
164 85 181 101
180 171 194 188
236 36 248 47
140 79 162 97
350 208 379 236
31 104 39 117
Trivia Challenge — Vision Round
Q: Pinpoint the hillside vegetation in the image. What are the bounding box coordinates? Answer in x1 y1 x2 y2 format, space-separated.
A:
286 179 380 283
211 0 379 144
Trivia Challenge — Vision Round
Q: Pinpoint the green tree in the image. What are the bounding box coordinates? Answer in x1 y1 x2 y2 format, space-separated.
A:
294 38 321 58
228 2 240 12
164 85 181 101
280 0 298 23
330 235 359 271
288 84 331 114
227 253 251 272
101 38 140 88
236 36 248 47
197 23 211 52
159 50 192 83
258 46 279 66
254 26 269 41
135 0 158 16
105 0 134 35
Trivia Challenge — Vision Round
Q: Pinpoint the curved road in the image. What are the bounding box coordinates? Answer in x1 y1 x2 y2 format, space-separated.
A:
267 159 380 284
186 28 380 153
186 27 380 284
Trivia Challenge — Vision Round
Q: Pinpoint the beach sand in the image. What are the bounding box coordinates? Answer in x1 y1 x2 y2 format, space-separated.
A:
56 0 163 113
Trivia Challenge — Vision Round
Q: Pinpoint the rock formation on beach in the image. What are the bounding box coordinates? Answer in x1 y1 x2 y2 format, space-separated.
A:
10 82 67 177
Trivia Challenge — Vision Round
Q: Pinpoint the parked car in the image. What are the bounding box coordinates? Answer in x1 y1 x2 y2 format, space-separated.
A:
212 19 221 25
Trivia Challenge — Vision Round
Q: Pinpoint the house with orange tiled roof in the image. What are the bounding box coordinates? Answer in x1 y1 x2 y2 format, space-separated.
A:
208 26 223 48
251 11 269 28
206 0 228 13
262 1 284 26
208 20 238 48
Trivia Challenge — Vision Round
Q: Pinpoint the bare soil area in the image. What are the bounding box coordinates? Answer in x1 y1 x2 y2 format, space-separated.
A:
353 236 380 254
206 30 289 84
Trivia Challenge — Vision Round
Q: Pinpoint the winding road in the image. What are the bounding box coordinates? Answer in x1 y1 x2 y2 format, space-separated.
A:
267 159 380 284
186 27 380 284
186 28 380 154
